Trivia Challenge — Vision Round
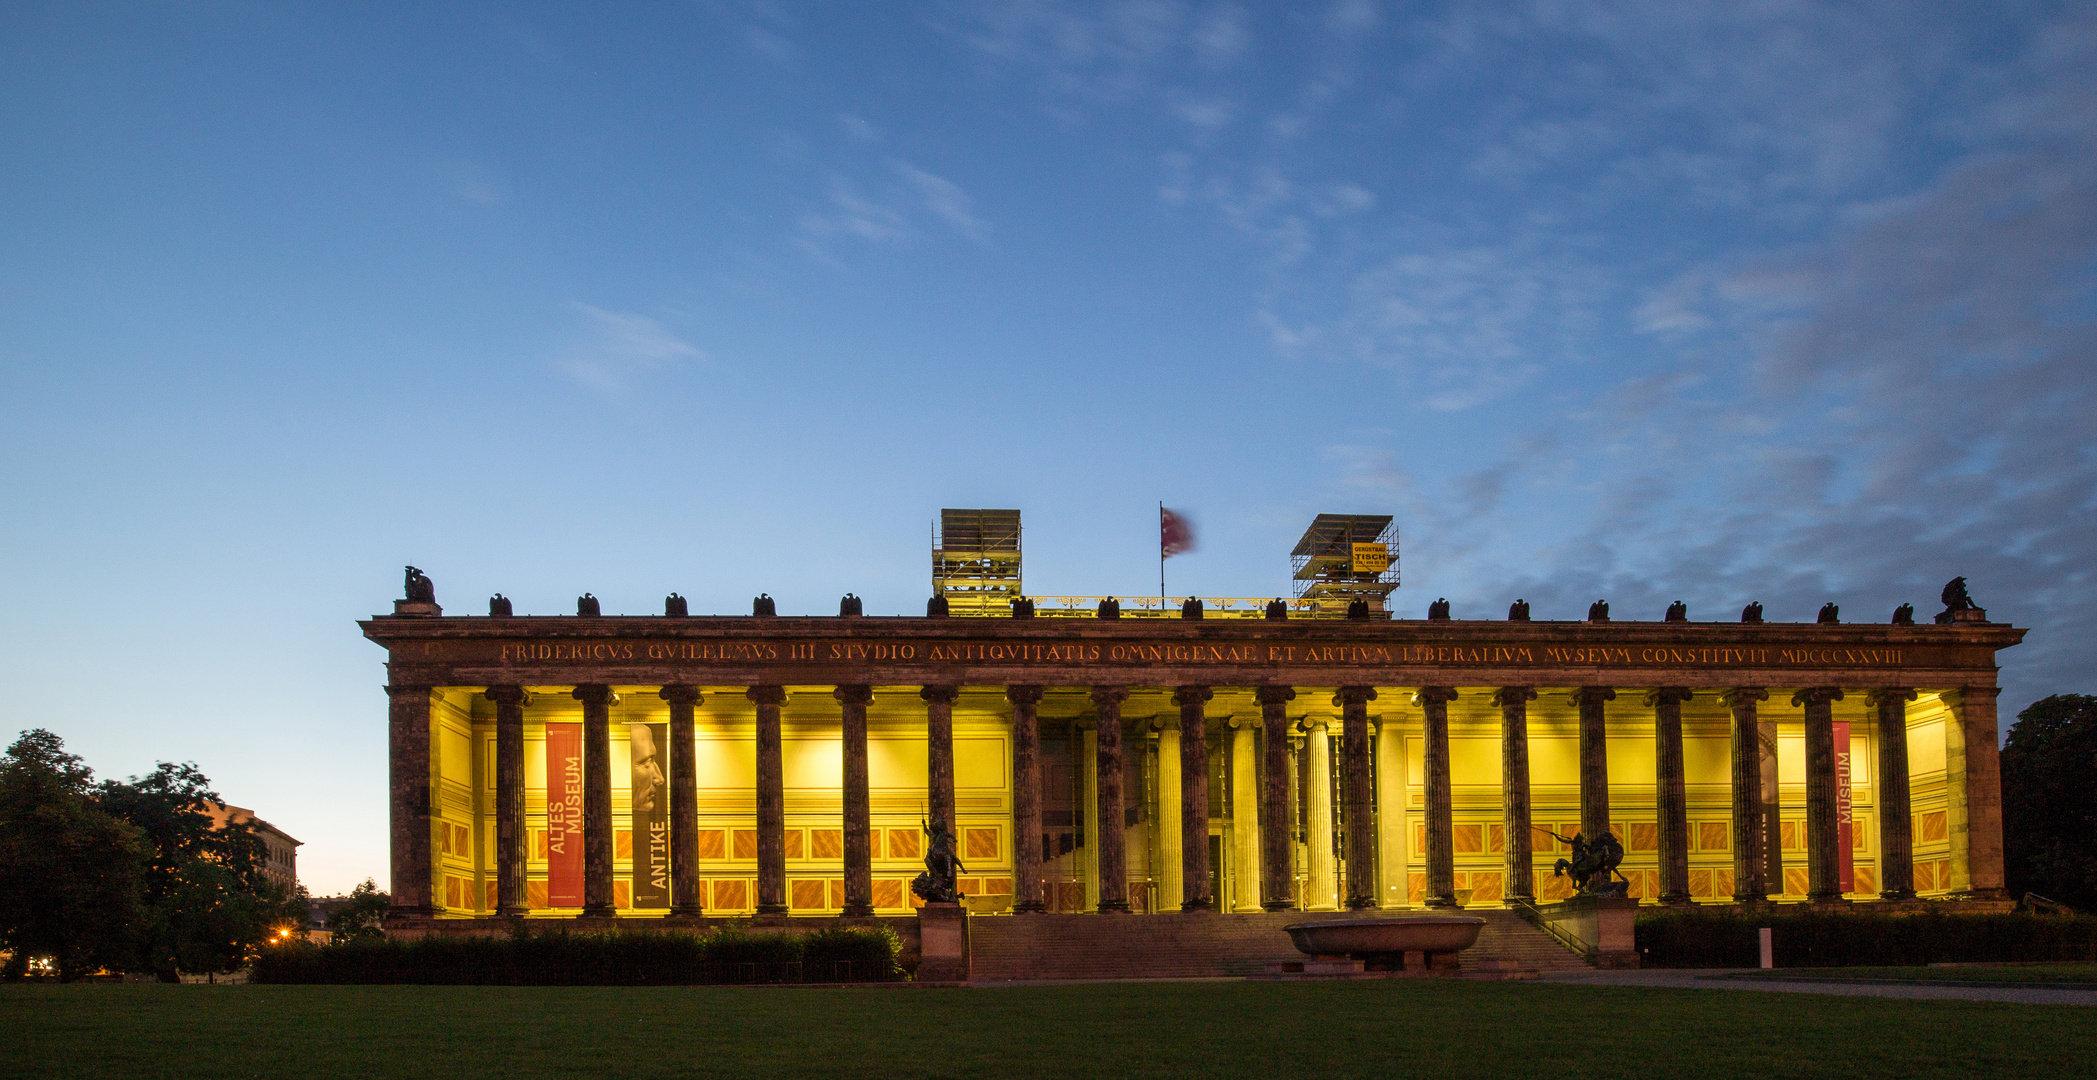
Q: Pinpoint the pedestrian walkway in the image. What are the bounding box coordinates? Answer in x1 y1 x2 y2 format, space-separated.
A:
1538 969 2097 1007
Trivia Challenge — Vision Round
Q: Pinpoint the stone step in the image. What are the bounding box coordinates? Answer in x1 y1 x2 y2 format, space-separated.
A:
967 909 1590 981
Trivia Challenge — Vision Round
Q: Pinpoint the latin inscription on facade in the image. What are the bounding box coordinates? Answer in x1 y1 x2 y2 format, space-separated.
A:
468 638 1915 670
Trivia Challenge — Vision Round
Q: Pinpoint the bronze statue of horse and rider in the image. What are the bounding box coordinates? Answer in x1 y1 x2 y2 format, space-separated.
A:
1549 829 1630 898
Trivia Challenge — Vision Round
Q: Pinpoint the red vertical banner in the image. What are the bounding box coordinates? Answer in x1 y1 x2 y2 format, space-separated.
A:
546 722 584 907
1834 719 1853 893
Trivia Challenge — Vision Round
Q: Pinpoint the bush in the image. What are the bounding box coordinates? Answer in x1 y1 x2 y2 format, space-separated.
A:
251 923 903 985
1636 907 2097 968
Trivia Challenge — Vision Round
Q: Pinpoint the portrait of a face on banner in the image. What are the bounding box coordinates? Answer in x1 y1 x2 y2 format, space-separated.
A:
631 722 670 909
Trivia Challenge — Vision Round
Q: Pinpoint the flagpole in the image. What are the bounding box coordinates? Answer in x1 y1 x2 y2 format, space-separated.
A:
1159 501 1166 599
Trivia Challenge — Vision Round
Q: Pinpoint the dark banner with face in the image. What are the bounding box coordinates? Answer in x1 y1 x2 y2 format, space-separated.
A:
631 721 669 909
546 722 584 907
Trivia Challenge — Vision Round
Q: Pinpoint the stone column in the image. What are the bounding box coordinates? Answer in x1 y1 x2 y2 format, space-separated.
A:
1080 720 1100 912
1575 687 1616 841
1944 686 2008 899
1758 703 1784 896
1796 687 1846 903
386 682 436 915
574 684 616 917
1304 717 1336 910
921 686 960 840
1255 686 1296 911
748 686 788 915
658 686 703 916
1870 689 1918 900
1495 687 1537 904
1156 718 1183 911
1091 687 1130 913
1374 717 1407 908
1650 688 1694 905
1338 686 1379 910
1723 688 1770 903
1008 685 1046 913
836 684 875 917
1175 685 1215 911
484 686 528 917
1418 687 1458 909
1229 716 1261 912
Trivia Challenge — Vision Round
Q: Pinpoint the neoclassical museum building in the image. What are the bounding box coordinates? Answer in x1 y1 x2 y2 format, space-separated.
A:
364 513 2022 935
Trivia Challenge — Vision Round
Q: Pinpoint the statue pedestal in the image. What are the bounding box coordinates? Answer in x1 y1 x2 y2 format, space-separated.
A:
393 600 442 617
916 902 969 982
1533 895 1641 968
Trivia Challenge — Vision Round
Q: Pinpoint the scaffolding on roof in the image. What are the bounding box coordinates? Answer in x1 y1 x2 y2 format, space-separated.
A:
932 508 1023 616
1290 514 1398 617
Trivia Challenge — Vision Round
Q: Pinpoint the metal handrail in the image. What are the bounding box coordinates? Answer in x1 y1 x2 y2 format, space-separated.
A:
1510 898 1592 958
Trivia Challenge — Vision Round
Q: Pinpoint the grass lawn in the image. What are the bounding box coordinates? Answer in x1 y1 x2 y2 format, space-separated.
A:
6 980 2094 1080
1736 963 2097 986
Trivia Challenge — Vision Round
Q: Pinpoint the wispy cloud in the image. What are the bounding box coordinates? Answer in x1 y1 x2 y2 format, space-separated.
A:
556 304 703 395
893 161 988 242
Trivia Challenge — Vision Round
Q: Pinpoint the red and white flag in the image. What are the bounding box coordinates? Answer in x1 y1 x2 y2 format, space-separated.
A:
1161 507 1196 558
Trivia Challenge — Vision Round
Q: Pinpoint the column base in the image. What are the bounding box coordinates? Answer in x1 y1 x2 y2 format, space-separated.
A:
1731 893 1772 906
1179 899 1214 912
1345 898 1377 910
1958 887 2012 902
755 902 788 916
1014 901 1046 914
841 903 875 918
1423 896 1462 910
1658 891 1696 906
1262 900 1298 912
1806 894 1851 908
1879 889 1917 901
1095 900 1130 914
496 905 529 918
580 904 617 918
670 904 704 918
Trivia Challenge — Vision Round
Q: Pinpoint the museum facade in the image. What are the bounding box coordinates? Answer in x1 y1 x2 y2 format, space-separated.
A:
363 575 2022 924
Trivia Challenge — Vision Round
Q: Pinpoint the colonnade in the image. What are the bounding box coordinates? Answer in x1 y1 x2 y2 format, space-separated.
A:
386 679 2008 917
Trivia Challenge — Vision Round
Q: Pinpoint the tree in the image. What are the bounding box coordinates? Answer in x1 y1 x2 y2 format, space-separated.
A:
100 761 283 980
2001 694 2097 911
326 878 390 943
0 730 148 981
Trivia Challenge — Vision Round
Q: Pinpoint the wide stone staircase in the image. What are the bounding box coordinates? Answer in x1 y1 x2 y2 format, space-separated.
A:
966 908 1590 982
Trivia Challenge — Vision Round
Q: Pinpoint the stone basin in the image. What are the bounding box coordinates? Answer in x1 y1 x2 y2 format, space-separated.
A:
1283 916 1486 959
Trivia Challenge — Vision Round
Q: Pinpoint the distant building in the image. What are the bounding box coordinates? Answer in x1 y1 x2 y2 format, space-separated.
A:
202 803 301 893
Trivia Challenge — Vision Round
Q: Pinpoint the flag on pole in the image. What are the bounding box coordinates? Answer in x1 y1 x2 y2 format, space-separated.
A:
1161 507 1196 558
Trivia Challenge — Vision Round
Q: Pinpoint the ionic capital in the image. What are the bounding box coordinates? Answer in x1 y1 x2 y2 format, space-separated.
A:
1644 687 1694 708
571 684 616 706
1412 686 1458 707
658 685 702 707
484 685 528 707
1571 686 1616 708
919 685 961 706
1006 684 1045 707
1719 687 1768 711
1492 686 1537 708
1172 685 1213 707
833 684 875 707
1790 687 1845 708
1864 688 1918 708
1089 686 1131 708
745 685 788 707
1333 685 1378 709
1253 685 1297 707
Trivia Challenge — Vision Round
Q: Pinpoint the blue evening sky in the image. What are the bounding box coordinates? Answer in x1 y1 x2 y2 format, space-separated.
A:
4 3 2092 892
